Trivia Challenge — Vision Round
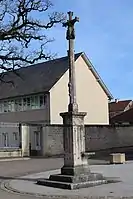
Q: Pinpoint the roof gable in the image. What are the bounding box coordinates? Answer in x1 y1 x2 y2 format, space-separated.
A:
80 52 113 100
0 52 112 100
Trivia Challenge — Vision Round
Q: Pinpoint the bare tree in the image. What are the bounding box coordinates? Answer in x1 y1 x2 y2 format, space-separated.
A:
0 0 65 82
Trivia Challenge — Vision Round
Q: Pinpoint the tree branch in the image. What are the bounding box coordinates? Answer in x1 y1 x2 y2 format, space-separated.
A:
0 0 66 82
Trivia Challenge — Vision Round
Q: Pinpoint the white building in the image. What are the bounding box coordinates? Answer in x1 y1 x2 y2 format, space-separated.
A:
0 52 113 125
0 52 113 157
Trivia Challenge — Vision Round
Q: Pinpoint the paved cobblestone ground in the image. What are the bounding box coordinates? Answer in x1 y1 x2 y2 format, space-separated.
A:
0 157 63 199
1 158 133 199
2 164 132 198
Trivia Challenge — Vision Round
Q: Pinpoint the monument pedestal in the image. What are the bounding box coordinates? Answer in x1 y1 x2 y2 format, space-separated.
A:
37 112 107 189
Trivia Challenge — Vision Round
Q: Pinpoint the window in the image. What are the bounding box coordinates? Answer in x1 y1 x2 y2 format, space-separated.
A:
27 97 31 109
3 133 9 147
15 99 22 111
13 132 18 141
23 98 27 110
44 95 46 104
31 96 35 109
31 96 39 109
8 100 15 112
3 101 8 112
34 96 39 108
34 131 40 146
0 103 2 113
23 97 31 110
0 94 47 113
39 95 46 108
39 96 44 107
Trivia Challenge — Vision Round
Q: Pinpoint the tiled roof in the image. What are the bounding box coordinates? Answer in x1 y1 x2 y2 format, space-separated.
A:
110 107 133 123
109 100 132 112
0 53 82 100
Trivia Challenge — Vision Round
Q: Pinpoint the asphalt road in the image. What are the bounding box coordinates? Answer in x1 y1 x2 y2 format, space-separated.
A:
0 158 63 199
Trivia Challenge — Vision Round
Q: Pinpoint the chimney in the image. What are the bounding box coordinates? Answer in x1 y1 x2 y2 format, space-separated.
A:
115 99 119 103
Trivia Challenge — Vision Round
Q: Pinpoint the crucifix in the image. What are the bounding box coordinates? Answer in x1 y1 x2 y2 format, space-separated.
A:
63 11 79 113
37 11 106 190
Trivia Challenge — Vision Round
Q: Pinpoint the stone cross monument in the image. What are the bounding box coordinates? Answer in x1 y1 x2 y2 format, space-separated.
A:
37 11 107 190
63 11 79 113
60 11 89 177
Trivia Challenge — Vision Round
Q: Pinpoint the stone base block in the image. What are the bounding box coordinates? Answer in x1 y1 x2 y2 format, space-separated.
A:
61 165 90 176
49 172 105 183
110 153 125 164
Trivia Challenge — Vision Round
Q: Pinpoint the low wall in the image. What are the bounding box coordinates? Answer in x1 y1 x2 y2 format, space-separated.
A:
42 124 133 157
85 125 133 152
0 148 22 158
42 125 63 157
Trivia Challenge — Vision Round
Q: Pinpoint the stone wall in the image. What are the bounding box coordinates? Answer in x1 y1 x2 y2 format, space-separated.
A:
85 125 133 152
0 149 22 158
42 125 63 156
42 124 133 156
0 122 20 148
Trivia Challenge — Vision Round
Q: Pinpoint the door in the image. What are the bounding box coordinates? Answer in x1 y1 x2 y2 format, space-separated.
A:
34 131 41 151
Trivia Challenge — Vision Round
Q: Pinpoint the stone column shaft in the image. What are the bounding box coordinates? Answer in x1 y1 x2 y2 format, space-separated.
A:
68 39 78 113
68 39 77 104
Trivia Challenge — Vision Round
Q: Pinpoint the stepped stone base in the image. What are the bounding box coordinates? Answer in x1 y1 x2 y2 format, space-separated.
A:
37 167 108 190
37 177 107 190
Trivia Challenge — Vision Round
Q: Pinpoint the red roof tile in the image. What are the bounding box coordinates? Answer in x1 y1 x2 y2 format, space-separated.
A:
109 100 132 112
110 107 133 123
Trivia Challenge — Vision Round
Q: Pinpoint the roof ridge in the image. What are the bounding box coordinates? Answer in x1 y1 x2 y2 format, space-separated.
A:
15 52 83 71
110 99 132 103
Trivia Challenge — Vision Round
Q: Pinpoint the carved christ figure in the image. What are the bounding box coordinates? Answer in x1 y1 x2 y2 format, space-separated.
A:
63 12 79 40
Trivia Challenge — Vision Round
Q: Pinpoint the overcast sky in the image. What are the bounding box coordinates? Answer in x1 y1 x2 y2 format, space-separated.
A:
47 0 133 100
